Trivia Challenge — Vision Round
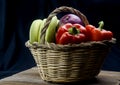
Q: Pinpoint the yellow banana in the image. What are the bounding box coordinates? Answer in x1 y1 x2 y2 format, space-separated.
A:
29 19 42 44
38 19 47 43
45 16 59 43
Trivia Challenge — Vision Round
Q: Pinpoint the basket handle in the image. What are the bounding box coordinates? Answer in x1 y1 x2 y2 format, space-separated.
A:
40 6 89 44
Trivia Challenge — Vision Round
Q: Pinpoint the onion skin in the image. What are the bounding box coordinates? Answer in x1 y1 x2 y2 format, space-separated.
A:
59 14 84 26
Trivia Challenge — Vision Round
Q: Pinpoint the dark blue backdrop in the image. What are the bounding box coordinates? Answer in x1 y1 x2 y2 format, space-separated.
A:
0 0 120 79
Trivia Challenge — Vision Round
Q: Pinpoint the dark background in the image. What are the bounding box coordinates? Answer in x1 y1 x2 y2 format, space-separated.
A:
0 0 120 79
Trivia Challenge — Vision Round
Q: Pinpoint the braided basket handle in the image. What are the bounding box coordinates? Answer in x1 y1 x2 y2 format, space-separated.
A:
40 6 89 44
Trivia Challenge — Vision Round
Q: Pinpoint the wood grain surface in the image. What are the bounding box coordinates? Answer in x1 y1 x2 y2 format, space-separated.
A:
0 67 120 85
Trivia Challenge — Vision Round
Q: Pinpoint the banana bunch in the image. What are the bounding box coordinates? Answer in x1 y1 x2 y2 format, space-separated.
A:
29 16 59 44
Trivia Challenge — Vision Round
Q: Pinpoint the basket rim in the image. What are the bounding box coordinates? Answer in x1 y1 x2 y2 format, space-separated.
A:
25 38 116 51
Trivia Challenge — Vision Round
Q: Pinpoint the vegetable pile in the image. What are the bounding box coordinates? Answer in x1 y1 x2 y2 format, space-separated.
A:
29 14 113 45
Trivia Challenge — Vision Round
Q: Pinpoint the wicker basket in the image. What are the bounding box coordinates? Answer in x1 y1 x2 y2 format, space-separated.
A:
25 6 116 83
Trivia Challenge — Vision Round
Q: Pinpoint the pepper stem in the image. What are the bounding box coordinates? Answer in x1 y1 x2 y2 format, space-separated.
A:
68 27 80 35
98 21 104 31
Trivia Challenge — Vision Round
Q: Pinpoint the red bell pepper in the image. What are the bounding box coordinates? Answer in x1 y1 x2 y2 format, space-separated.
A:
85 21 113 41
56 23 86 44
98 21 113 40
101 30 113 40
86 24 102 41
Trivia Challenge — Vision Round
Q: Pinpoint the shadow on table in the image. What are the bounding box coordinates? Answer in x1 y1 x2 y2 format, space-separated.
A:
44 78 102 85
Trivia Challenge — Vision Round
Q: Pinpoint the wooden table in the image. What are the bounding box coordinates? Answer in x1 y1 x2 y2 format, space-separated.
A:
0 67 120 85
